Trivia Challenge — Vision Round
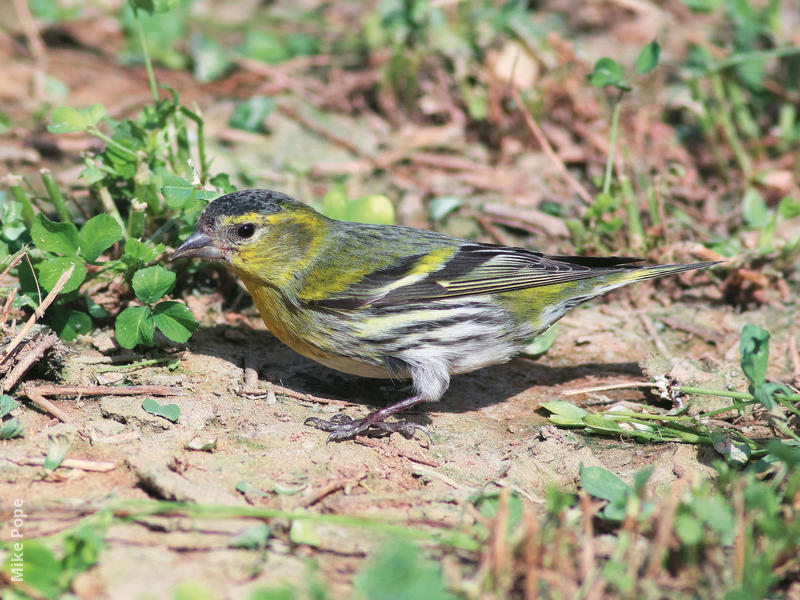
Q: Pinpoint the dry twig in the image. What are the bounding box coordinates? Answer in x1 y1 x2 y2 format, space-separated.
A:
511 85 593 205
0 265 74 366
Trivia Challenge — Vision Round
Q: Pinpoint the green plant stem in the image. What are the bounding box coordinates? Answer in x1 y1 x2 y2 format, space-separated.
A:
677 387 755 401
708 71 752 180
620 176 644 249
8 178 36 226
132 7 160 103
180 107 207 184
98 186 128 240
602 92 623 195
40 170 72 222
32 498 480 552
689 79 728 179
711 46 800 72
87 127 139 160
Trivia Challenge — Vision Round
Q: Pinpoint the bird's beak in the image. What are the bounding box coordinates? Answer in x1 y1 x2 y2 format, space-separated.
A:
172 231 224 261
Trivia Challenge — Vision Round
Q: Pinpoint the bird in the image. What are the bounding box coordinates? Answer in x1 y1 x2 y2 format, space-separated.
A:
172 189 718 442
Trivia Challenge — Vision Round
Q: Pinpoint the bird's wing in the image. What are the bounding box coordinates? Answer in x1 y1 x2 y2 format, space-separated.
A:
311 244 643 309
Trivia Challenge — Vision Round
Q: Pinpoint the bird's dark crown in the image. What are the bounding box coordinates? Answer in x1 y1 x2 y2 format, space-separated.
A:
200 189 302 226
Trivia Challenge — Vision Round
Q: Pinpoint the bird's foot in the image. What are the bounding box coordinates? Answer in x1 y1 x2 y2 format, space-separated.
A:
304 412 431 443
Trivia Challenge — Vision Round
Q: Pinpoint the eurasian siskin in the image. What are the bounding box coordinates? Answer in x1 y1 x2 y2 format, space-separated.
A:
173 189 717 441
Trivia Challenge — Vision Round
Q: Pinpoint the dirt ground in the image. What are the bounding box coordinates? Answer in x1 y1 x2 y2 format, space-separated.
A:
4 287 794 598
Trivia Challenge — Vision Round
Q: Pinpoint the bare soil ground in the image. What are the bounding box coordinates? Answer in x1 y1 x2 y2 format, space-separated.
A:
4 291 794 598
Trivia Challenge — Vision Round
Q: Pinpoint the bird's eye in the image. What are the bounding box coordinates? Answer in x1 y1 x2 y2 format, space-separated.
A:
236 223 255 239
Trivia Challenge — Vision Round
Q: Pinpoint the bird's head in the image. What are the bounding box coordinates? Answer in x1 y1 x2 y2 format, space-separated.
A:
172 189 328 286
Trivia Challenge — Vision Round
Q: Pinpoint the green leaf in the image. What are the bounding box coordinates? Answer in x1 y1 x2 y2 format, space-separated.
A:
0 109 10 134
583 413 624 433
0 417 24 439
247 586 297 600
36 256 87 294
710 431 752 464
632 465 654 492
161 173 217 210
579 465 630 503
49 307 92 341
43 434 70 470
231 524 271 549
86 296 109 319
320 183 349 219
476 492 523 535
680 0 722 12
132 265 176 304
30 214 79 255
542 400 588 426
739 324 770 386
141 397 180 423
129 0 180 13
236 480 269 498
521 324 559 357
153 301 198 343
289 518 320 547
692 496 735 544
428 196 462 221
742 188 770 228
241 31 290 64
675 513 702 544
229 96 275 132
48 106 88 133
173 581 216 600
115 305 155 348
345 194 396 225
122 238 161 266
778 196 800 219
3 540 62 597
191 34 231 83
47 103 106 133
79 214 123 262
353 539 458 600
587 58 631 91
635 39 660 74
0 394 20 419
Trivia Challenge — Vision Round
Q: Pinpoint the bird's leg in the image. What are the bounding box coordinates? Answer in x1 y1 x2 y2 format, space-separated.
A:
304 394 431 443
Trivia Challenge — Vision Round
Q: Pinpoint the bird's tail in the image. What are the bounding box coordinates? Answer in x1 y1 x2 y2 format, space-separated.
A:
584 260 722 301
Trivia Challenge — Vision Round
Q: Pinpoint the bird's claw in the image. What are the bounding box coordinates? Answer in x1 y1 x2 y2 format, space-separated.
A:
304 413 431 443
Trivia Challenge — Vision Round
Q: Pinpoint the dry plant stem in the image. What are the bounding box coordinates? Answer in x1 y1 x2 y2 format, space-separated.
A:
639 312 672 359
490 488 511 587
239 382 351 407
0 264 74 366
511 85 593 206
277 102 376 166
563 381 651 396
22 384 185 397
733 480 746 584
522 505 540 600
6 456 116 472
1 331 58 392
300 470 368 508
0 251 25 282
645 479 684 578
22 385 73 424
1 288 17 327
470 212 517 246
354 437 439 467
11 0 47 99
579 491 595 581
788 333 800 380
